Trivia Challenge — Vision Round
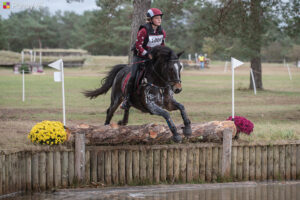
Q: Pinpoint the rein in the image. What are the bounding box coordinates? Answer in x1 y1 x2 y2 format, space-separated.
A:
131 58 181 91
150 59 181 86
144 59 181 104
128 59 150 66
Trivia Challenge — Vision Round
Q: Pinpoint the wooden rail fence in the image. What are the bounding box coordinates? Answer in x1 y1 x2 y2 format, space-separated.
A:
1 135 300 196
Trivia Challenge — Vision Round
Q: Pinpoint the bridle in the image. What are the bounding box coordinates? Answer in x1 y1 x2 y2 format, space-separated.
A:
150 59 182 87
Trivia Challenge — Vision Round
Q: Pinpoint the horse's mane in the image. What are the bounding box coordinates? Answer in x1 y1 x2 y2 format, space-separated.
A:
150 46 177 61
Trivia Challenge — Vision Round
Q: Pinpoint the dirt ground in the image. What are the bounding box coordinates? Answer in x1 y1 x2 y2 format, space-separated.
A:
1 102 299 153
1 61 299 152
0 108 86 153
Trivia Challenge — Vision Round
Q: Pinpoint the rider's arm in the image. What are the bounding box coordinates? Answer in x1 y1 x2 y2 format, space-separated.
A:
135 28 148 56
161 30 166 46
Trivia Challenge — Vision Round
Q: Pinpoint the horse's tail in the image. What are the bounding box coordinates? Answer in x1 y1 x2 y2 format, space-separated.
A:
83 64 125 99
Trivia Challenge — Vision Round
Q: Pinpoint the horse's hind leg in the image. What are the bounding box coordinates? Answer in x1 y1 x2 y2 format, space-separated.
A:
104 95 122 125
118 109 129 126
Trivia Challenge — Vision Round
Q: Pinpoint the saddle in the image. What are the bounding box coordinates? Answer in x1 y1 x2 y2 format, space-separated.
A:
122 68 146 94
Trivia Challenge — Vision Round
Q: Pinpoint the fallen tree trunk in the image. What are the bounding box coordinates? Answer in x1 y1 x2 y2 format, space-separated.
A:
67 121 236 145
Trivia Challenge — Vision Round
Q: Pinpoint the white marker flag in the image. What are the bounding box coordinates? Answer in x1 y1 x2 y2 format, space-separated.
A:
48 59 62 70
48 59 66 126
231 57 244 69
231 57 244 120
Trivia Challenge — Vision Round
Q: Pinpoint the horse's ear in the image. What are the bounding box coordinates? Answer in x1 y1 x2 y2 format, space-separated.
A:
177 51 184 58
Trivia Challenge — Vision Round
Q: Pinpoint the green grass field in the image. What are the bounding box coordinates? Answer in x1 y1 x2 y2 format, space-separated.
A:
0 56 299 152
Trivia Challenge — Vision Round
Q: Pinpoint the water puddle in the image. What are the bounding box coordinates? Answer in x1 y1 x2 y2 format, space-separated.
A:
2 181 300 200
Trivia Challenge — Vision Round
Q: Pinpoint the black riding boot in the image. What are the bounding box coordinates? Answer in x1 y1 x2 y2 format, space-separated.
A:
121 56 143 110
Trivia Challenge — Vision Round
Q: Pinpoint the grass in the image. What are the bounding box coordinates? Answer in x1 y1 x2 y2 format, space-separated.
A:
0 57 299 152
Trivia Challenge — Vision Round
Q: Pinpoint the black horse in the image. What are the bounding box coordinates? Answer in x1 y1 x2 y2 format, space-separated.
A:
84 46 192 142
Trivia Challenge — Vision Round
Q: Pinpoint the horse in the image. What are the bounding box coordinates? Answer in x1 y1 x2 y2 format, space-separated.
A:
83 46 192 143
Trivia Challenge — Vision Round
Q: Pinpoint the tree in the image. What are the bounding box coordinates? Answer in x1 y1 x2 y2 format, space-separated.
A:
128 0 151 62
4 8 58 51
56 11 90 49
282 0 300 42
0 17 6 49
83 0 132 55
247 0 264 89
1 0 297 61
216 0 286 90
182 1 219 55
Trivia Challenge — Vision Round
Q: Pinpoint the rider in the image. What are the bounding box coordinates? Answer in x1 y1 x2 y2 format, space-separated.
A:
121 8 166 109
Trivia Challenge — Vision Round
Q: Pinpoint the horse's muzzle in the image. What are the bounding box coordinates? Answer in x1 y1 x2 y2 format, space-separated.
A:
173 82 182 94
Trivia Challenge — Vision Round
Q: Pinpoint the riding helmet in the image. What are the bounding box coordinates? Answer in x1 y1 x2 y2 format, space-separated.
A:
147 8 163 19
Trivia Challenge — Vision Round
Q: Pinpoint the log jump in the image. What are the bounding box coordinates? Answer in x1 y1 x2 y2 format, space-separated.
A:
67 121 236 145
67 121 236 183
2 120 300 196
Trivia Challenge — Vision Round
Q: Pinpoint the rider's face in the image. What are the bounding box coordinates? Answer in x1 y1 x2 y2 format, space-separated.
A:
152 16 162 26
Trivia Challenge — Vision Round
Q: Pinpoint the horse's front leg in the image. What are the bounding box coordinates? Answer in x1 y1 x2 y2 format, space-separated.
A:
170 99 192 137
146 102 182 143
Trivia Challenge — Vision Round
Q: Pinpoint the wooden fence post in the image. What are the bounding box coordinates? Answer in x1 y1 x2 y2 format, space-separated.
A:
222 128 233 178
75 132 85 184
39 152 46 191
0 154 2 195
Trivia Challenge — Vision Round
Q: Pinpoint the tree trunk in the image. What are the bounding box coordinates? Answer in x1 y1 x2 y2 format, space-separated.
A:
67 121 237 145
249 0 263 89
128 0 151 63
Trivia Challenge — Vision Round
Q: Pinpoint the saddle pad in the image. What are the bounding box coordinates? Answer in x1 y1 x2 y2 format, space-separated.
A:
122 69 145 94
122 72 131 94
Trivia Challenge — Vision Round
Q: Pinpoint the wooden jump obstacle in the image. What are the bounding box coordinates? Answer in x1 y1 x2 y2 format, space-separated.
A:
1 121 300 196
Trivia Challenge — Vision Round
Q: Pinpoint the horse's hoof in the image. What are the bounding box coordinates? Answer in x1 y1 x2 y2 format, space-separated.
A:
172 134 182 143
183 126 192 137
118 120 127 126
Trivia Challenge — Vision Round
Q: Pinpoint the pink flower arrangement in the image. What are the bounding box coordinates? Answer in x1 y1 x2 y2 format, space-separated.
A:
226 116 254 135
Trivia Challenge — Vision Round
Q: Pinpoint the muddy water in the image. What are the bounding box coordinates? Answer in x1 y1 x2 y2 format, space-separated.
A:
2 181 300 200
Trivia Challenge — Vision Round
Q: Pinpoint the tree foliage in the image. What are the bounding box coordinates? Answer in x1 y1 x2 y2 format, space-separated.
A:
0 17 6 49
0 0 298 61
